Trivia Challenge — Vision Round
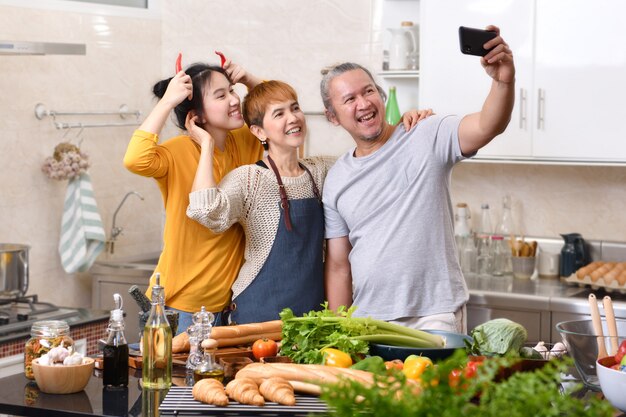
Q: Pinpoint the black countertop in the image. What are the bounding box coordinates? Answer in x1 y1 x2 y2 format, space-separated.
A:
0 368 623 417
0 368 149 417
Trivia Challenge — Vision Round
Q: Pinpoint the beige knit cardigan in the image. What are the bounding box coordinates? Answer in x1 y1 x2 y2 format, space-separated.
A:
187 156 336 299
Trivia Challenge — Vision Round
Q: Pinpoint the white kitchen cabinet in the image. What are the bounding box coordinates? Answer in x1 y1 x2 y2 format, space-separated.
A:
419 0 626 163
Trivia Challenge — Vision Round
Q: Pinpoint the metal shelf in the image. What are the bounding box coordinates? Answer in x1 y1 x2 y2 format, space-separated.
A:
378 70 420 79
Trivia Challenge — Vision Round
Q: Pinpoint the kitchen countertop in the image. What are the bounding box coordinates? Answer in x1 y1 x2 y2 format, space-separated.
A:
0 367 325 417
0 367 623 417
466 274 626 315
0 308 109 345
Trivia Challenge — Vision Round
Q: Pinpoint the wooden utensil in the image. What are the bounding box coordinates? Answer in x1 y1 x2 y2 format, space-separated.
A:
510 234 522 256
603 295 619 356
588 293 608 359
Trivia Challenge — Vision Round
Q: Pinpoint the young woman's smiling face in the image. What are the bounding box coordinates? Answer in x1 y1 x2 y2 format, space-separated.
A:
200 72 244 131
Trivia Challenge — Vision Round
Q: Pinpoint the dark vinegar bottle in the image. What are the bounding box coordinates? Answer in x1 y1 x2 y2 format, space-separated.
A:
103 293 129 387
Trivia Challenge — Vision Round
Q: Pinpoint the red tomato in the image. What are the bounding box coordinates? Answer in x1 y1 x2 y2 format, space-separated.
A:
615 340 626 363
464 360 482 379
252 338 278 360
448 368 463 388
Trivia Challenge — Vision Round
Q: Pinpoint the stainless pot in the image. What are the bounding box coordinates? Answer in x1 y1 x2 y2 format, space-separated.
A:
0 243 29 300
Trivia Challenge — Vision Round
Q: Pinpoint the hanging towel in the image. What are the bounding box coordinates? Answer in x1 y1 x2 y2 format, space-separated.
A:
59 173 106 273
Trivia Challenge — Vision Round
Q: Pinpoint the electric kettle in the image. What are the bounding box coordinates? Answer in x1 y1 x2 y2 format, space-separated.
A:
559 233 590 277
388 21 418 70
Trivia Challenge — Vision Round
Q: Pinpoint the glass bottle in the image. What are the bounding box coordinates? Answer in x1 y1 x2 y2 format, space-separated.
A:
494 195 515 275
24 320 74 379
460 235 478 276
476 203 493 276
491 235 508 276
142 273 172 389
385 86 401 125
103 293 129 387
454 203 472 265
193 347 224 383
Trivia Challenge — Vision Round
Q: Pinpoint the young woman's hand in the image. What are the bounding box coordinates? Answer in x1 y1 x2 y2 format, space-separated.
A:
223 59 262 90
162 72 193 109
185 112 214 154
401 108 434 131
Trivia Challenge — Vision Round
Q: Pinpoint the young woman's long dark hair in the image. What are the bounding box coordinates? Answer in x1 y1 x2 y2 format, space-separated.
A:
152 64 230 130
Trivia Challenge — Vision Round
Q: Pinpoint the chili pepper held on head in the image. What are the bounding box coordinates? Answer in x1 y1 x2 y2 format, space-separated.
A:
175 52 182 73
215 50 226 68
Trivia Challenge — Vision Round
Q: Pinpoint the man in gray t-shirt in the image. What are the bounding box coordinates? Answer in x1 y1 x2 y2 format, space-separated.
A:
320 26 515 333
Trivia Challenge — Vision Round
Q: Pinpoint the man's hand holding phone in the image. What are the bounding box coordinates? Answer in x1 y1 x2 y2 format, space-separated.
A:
460 25 515 84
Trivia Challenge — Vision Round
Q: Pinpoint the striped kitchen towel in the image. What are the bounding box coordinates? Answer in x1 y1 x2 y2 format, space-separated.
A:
59 173 106 273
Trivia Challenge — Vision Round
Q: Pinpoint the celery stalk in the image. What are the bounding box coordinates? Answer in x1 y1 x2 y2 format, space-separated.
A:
283 316 445 348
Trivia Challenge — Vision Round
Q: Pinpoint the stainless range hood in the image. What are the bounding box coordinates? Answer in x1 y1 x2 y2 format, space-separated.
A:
0 40 86 55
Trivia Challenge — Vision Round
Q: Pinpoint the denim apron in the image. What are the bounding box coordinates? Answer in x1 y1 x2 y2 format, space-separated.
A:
230 158 324 324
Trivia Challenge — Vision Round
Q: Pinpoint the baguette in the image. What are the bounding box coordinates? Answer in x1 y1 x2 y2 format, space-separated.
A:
202 332 282 349
210 321 283 340
172 331 190 353
287 380 322 396
236 363 374 389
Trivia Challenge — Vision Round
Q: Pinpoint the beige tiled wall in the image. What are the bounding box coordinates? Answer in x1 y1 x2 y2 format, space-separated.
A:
0 4 163 307
1 1 625 309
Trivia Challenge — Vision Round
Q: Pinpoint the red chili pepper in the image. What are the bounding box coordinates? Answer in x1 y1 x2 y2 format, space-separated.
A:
215 50 226 68
175 52 182 73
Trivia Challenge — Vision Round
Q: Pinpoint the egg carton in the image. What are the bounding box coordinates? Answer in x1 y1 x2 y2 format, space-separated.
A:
563 273 626 294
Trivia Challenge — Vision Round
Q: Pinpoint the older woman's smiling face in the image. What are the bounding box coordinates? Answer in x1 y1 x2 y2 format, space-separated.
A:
259 99 307 151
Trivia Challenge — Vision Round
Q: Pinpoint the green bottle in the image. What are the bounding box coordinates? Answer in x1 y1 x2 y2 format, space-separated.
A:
385 86 401 125
142 273 172 389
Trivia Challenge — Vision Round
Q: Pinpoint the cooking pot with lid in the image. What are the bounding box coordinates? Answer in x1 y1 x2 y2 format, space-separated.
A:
0 243 29 300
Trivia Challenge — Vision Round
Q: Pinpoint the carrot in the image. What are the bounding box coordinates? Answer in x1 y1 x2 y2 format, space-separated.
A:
202 332 282 348
210 320 282 340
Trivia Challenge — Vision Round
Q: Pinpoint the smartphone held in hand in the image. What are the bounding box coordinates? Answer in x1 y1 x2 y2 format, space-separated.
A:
458 26 497 56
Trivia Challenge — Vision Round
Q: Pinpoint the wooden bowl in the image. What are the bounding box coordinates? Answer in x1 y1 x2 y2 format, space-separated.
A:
32 357 95 394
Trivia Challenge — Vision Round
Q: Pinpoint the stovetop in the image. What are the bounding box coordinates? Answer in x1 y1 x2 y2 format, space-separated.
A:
0 295 80 338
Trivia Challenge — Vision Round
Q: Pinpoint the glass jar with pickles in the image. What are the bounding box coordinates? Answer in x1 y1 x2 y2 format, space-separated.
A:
24 320 74 379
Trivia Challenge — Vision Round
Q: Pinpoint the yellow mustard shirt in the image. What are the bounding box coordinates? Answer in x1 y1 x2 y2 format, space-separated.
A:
123 128 264 313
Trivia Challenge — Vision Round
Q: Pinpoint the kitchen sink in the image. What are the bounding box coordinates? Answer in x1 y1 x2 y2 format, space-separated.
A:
93 252 160 271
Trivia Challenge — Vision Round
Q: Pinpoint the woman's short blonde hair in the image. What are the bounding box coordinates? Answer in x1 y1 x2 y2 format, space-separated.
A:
242 80 298 128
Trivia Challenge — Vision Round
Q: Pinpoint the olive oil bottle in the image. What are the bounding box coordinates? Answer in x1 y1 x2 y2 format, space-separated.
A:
142 273 172 389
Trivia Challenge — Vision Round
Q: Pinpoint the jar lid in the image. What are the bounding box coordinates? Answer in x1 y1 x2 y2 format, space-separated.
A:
31 320 70 336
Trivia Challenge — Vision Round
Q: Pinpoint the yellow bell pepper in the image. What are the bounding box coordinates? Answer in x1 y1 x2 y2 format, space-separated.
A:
402 356 432 380
321 348 353 368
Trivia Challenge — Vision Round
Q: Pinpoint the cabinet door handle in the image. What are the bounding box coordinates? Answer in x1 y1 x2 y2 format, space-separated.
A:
537 88 545 130
519 88 527 130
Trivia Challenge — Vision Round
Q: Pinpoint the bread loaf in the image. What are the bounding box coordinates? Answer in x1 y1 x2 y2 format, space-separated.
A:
235 362 374 391
172 332 190 353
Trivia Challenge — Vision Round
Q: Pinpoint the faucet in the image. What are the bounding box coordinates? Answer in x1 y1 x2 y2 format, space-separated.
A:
107 191 145 254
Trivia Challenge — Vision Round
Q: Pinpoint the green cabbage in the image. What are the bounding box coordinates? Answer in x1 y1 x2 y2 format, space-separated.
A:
469 318 528 357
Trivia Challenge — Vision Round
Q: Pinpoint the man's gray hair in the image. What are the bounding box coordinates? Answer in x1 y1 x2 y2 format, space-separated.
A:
320 62 387 118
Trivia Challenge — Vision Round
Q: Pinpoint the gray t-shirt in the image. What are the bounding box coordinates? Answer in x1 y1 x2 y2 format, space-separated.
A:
323 115 469 320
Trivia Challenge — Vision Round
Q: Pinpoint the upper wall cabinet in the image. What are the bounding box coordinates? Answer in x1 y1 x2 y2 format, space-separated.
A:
419 0 626 163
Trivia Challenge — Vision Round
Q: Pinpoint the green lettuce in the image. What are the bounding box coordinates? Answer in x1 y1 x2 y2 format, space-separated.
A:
468 318 528 357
